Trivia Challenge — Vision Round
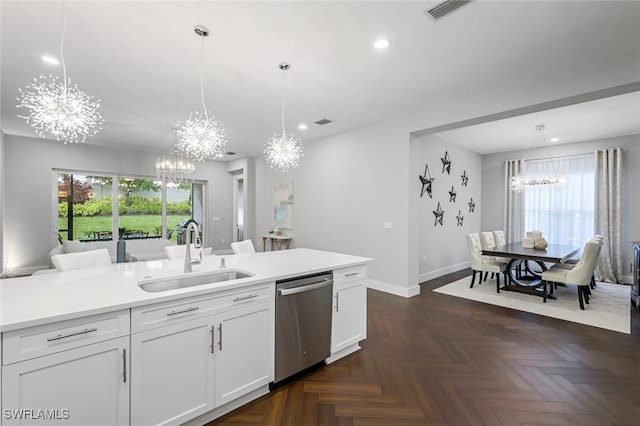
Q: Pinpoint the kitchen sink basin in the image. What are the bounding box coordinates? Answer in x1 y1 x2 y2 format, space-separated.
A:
138 270 253 293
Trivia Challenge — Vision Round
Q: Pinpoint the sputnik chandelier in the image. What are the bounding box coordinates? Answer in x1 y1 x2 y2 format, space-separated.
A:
17 1 104 144
264 63 304 172
509 124 568 192
174 25 228 161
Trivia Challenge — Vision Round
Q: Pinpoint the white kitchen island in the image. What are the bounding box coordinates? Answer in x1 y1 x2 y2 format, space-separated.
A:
0 248 371 426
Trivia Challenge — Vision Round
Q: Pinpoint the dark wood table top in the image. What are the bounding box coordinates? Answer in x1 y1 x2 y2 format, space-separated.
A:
482 242 580 263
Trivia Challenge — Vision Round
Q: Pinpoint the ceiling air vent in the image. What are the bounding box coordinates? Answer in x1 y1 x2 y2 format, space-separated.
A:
314 119 332 126
425 0 471 21
225 152 236 156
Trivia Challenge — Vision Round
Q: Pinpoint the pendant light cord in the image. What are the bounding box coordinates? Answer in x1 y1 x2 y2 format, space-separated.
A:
200 33 208 120
281 69 286 134
60 0 68 97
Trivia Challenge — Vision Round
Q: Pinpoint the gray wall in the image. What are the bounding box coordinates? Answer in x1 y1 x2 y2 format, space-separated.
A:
481 133 640 282
412 134 482 282
252 119 415 297
2 134 233 275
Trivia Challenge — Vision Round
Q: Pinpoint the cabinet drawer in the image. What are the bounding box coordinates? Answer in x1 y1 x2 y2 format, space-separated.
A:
334 265 367 285
2 310 130 365
131 284 275 333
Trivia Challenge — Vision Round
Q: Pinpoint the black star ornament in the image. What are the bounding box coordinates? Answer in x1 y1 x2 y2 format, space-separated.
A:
433 202 444 226
456 210 464 226
449 186 457 202
461 170 468 186
468 198 475 213
419 164 435 198
441 151 451 175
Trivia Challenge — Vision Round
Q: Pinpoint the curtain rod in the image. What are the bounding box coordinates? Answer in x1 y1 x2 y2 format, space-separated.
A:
512 147 623 163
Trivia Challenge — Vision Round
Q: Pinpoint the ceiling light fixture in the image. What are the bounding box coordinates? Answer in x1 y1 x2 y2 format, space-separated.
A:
17 2 104 144
264 63 304 172
155 149 196 184
509 124 568 192
174 25 228 161
374 38 391 49
298 123 307 130
42 56 60 65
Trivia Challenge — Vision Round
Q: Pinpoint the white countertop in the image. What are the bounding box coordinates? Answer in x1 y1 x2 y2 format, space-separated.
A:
0 248 372 332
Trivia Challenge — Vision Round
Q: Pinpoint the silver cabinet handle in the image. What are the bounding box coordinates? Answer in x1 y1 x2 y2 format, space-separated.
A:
335 293 339 312
345 272 360 277
166 307 199 316
210 325 215 354
233 294 258 302
47 327 98 342
123 349 127 383
218 324 223 351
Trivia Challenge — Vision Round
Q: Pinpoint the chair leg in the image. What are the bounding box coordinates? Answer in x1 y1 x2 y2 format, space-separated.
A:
584 287 590 304
578 287 585 310
483 271 488 282
470 270 476 288
497 271 500 287
543 281 547 303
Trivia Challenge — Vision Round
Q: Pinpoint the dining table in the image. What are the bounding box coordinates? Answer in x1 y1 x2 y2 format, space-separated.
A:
482 242 580 301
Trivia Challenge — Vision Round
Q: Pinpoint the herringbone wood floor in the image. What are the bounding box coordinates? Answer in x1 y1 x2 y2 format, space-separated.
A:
207 270 640 426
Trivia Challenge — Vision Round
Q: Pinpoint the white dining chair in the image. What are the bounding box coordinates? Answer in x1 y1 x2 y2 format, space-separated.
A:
481 231 511 264
51 249 112 272
492 230 506 246
231 239 256 254
541 240 600 310
466 233 508 292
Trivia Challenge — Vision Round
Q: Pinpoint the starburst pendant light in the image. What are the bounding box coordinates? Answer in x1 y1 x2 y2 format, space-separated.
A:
174 25 228 161
264 63 304 172
17 1 104 144
509 124 568 192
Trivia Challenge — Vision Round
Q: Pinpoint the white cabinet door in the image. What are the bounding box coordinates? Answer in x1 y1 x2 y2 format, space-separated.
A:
214 302 273 407
2 337 129 426
331 281 367 354
130 317 214 426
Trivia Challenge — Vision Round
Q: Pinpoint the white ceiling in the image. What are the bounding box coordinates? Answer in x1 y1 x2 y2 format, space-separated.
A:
1 1 639 159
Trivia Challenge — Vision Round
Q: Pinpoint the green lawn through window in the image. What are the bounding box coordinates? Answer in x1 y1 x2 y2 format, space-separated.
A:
58 215 189 243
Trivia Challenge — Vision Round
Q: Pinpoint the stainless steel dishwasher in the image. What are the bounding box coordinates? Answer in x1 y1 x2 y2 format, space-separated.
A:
274 271 333 383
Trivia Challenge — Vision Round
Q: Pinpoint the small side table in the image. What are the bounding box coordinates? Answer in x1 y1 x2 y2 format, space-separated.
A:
262 234 292 252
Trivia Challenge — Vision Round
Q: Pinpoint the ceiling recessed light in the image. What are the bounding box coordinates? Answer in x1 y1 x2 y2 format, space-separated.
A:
550 137 560 143
298 124 307 130
41 56 60 65
374 38 391 49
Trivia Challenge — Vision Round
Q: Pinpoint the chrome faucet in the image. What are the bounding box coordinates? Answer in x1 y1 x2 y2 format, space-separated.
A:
184 222 202 273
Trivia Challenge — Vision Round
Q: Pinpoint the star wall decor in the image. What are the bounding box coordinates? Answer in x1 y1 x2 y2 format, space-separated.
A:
419 164 435 198
456 210 464 226
468 197 475 213
448 186 457 202
433 202 444 226
461 170 468 186
441 151 451 174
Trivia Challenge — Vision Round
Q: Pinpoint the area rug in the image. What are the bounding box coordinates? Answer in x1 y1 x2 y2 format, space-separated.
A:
433 276 631 334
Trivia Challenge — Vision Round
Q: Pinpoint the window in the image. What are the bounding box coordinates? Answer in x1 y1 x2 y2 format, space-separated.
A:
523 153 594 245
56 171 204 244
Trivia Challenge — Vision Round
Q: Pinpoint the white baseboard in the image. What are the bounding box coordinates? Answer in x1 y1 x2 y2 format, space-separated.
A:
418 261 470 284
367 279 420 298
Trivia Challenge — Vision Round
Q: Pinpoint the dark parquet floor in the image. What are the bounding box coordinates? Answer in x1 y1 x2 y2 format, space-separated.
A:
207 269 640 426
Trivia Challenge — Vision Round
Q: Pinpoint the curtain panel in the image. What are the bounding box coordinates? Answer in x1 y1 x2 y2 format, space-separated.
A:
594 147 623 283
504 159 525 243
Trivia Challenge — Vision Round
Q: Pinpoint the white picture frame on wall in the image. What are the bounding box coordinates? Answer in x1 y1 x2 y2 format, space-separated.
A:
273 180 293 230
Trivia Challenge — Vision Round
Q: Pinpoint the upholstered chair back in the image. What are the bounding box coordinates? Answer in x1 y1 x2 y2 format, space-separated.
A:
481 232 497 250
493 230 506 246
52 249 112 272
565 240 600 286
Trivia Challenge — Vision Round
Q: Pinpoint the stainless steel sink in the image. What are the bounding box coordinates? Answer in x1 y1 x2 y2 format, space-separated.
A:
138 270 253 293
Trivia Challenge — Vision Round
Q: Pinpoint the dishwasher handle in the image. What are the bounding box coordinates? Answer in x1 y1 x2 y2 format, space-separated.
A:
278 279 333 296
